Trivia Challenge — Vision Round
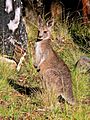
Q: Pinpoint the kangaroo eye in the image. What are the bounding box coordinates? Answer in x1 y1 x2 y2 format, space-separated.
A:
44 31 47 33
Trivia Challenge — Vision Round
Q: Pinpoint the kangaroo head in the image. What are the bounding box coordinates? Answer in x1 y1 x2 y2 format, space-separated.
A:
37 15 54 41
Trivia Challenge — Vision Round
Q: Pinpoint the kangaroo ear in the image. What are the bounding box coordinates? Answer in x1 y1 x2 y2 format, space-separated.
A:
37 15 43 28
46 19 54 30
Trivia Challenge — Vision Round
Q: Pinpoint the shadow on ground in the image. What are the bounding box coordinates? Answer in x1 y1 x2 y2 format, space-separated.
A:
8 79 42 96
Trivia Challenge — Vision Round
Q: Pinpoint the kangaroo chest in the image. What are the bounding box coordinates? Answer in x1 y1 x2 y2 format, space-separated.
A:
35 42 42 58
35 41 50 67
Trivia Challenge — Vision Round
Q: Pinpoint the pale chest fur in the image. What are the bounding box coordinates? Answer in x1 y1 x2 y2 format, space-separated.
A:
35 41 49 67
35 42 43 65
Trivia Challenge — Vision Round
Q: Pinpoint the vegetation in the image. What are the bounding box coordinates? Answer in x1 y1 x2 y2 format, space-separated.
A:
69 21 90 53
0 19 90 119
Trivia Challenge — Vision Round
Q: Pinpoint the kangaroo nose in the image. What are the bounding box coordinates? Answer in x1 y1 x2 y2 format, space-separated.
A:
39 31 43 38
39 35 42 38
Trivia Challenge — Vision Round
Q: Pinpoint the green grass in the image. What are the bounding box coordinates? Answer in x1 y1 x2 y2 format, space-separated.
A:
69 21 90 53
0 21 89 119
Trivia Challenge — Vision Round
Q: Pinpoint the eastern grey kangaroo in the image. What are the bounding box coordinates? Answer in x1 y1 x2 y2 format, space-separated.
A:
34 15 75 105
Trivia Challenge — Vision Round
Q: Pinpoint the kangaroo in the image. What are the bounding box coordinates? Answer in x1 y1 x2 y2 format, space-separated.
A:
34 15 75 105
